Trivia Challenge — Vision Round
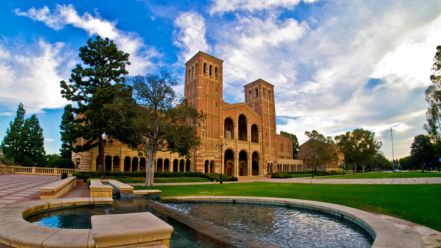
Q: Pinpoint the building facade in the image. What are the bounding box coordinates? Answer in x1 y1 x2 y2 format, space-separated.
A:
73 51 303 176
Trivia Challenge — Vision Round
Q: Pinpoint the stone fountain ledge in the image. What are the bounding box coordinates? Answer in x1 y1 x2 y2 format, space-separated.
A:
0 197 173 248
162 196 441 248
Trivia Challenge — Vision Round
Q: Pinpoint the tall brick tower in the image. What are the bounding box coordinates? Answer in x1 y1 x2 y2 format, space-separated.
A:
244 79 276 167
184 51 223 172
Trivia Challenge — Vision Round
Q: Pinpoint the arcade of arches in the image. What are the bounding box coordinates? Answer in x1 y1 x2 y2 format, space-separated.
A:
100 155 192 173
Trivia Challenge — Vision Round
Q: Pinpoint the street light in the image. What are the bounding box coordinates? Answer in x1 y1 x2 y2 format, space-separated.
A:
216 140 227 184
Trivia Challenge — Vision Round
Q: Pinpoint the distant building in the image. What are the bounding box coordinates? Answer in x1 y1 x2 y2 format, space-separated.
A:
73 51 303 176
298 139 344 171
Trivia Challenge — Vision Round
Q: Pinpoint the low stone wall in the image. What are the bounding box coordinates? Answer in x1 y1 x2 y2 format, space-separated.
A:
162 196 441 248
0 165 74 176
39 176 77 200
104 179 133 195
90 179 113 198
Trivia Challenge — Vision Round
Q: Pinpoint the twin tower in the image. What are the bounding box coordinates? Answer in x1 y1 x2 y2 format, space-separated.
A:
184 51 298 177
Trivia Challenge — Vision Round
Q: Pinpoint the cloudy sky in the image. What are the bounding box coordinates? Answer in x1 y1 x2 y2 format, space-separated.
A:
1 0 440 158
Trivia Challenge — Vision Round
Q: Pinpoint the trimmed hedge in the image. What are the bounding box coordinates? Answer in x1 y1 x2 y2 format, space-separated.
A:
270 170 345 178
74 171 217 182
205 173 238 182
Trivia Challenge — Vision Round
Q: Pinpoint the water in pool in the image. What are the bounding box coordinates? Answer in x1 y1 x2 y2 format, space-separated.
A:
27 198 373 248
166 202 373 248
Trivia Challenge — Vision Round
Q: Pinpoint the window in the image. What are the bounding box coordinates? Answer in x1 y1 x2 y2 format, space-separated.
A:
203 63 207 75
255 87 259 98
209 65 213 77
215 67 218 79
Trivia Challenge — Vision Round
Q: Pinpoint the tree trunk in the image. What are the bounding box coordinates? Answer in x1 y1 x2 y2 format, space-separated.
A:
98 135 104 178
145 148 156 187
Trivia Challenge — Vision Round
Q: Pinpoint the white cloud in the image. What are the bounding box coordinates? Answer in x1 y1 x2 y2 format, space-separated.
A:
173 12 211 62
15 4 160 75
202 0 441 159
0 40 71 113
209 0 317 14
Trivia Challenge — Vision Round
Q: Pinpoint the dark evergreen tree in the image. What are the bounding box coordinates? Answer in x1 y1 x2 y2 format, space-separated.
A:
59 104 75 167
24 115 46 166
1 103 26 163
60 36 131 176
411 134 436 172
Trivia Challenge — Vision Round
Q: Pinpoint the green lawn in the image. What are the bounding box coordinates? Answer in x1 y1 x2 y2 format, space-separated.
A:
318 171 441 179
118 177 211 184
143 182 441 231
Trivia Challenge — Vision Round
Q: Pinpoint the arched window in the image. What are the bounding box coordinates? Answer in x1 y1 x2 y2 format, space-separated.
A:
263 88 266 98
255 87 259 98
203 63 207 75
215 67 218 79
209 65 213 77
248 90 252 100
251 124 258 143
238 114 247 141
224 118 234 139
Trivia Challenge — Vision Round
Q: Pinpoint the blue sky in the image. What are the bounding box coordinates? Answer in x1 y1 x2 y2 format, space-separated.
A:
1 0 441 159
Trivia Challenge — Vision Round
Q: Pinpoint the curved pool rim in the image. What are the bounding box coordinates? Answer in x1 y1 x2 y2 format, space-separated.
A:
0 196 439 248
161 196 432 248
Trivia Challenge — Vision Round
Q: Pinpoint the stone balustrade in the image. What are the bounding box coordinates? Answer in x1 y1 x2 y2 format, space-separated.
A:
89 179 113 198
0 165 74 176
39 176 77 200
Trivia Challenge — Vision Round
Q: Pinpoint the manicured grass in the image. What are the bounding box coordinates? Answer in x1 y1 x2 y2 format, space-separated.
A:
144 182 441 231
318 171 441 179
118 177 211 184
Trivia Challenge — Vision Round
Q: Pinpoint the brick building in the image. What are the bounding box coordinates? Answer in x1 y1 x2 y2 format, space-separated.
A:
73 51 303 177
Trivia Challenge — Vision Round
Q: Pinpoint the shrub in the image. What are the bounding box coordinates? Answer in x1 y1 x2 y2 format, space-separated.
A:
271 172 292 178
205 173 237 182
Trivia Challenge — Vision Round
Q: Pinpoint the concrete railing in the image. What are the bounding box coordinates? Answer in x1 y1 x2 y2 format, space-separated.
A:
0 165 74 176
39 176 77 200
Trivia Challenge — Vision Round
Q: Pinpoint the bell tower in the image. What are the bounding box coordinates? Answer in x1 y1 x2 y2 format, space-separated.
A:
184 51 223 172
244 79 276 163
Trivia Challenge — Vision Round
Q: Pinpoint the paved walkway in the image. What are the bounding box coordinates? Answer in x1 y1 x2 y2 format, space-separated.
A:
0 174 58 208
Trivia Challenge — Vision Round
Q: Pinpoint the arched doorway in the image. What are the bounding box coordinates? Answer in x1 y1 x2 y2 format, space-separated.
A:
204 160 209 173
124 157 131 172
185 159 191 172
252 152 259 176
173 159 178 172
238 114 247 141
105 155 112 172
140 157 146 172
239 150 248 176
210 160 215 173
179 159 185 172
224 118 234 139
157 158 163 172
132 157 138 172
224 149 234 177
164 159 170 172
251 124 258 143
113 156 120 172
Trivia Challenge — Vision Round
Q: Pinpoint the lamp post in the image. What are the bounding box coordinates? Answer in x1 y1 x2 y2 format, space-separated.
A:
216 141 226 184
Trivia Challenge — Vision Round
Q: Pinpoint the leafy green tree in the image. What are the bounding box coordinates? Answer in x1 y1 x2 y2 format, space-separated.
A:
23 115 46 166
59 105 75 167
335 128 382 173
1 103 26 163
60 36 131 176
115 73 203 186
366 152 392 171
398 156 414 170
280 131 300 158
411 134 435 172
303 130 338 176
425 45 441 143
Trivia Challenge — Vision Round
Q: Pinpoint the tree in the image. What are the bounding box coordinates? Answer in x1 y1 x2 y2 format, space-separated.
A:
60 36 131 176
59 105 75 168
1 103 26 163
116 73 203 187
280 131 300 158
411 135 435 172
304 130 338 176
335 128 381 173
366 153 392 171
24 115 46 166
425 45 441 143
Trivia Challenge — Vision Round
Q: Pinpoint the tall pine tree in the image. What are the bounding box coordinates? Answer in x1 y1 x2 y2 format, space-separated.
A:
25 115 46 166
59 104 75 167
60 36 131 176
1 103 26 163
